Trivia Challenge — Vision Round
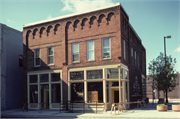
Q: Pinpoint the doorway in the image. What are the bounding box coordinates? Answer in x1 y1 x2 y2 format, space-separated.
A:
40 84 49 109
112 89 122 104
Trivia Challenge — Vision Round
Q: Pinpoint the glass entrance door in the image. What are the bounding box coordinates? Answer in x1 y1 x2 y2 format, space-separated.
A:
112 89 123 104
40 84 49 109
114 91 119 103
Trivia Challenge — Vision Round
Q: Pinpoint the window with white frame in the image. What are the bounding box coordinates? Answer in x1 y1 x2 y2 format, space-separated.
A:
86 40 94 60
123 40 126 60
34 49 40 67
135 51 136 67
72 42 79 62
102 37 110 59
47 47 54 65
131 48 133 65
138 54 139 68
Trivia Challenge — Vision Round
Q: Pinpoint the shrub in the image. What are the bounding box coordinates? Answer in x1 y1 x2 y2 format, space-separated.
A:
157 104 167 106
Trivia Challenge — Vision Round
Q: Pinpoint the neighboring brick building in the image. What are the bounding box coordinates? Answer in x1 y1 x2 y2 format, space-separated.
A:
23 3 146 110
146 74 180 100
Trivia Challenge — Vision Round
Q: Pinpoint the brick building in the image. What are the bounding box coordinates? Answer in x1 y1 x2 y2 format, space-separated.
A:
146 74 180 100
23 3 146 110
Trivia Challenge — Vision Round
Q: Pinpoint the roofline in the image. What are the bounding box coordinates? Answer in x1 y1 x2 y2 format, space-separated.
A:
0 23 22 34
23 3 120 28
129 23 142 43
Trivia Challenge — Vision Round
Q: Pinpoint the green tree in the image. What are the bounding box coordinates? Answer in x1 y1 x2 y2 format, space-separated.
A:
148 53 179 103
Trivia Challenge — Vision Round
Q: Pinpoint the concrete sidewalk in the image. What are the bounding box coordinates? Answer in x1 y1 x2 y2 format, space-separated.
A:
1 103 180 119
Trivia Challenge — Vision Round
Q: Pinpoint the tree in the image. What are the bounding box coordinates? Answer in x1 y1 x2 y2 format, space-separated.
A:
148 52 179 103
148 59 157 105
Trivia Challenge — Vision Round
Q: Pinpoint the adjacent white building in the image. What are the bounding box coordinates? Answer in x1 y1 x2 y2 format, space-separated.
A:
1 23 24 110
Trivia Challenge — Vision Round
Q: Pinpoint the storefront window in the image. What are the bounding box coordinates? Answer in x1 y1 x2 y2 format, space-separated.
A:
71 83 84 102
87 82 103 103
51 73 60 81
29 75 38 83
125 70 128 79
87 70 102 79
30 85 38 103
51 84 61 103
70 71 84 80
40 74 49 82
120 69 123 79
126 82 128 102
107 69 119 79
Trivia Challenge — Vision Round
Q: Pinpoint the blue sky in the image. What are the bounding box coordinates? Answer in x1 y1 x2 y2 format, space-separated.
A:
0 0 179 74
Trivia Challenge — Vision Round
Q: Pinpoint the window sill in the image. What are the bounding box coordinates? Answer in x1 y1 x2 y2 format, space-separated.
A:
48 64 55 66
72 61 81 64
34 65 41 67
86 60 96 62
101 58 112 61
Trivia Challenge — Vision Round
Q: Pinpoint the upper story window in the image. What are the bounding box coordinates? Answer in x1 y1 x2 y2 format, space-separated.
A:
72 42 79 62
34 49 40 67
47 47 54 65
19 55 23 67
131 48 133 65
123 40 126 61
137 55 139 68
135 51 136 67
86 40 94 61
102 37 110 59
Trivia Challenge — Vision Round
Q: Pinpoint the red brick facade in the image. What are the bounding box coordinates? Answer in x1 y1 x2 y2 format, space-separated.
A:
23 4 146 102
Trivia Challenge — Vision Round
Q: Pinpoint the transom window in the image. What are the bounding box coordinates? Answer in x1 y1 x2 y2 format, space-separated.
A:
102 37 110 59
47 47 54 65
86 40 94 60
87 70 102 79
72 42 79 62
70 71 84 80
34 49 40 67
107 69 119 79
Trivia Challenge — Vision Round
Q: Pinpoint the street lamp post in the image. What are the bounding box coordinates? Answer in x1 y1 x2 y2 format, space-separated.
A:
164 35 171 103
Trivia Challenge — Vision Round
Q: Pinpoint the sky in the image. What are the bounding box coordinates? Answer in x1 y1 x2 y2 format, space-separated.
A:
0 0 180 74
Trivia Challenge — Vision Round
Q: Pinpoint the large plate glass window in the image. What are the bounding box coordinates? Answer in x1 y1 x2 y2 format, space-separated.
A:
107 69 119 79
70 71 84 80
30 85 38 103
87 70 102 79
71 83 84 102
51 84 61 103
87 40 94 60
102 37 110 59
72 42 79 62
47 47 54 65
87 82 103 103
34 49 40 67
